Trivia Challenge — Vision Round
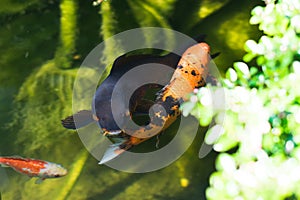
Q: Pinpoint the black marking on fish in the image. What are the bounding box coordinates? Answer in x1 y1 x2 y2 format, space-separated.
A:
206 73 219 86
191 70 197 76
197 78 206 87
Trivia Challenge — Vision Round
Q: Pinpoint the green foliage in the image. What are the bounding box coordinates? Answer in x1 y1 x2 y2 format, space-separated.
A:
182 0 300 199
4 1 83 198
0 0 40 14
55 149 89 200
99 1 124 65
13 61 77 153
54 0 78 69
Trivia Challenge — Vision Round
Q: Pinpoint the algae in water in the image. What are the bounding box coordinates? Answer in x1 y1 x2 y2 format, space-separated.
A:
1 0 262 199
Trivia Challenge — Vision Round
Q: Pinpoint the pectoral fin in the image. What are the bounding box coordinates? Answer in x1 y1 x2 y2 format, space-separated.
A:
103 130 122 136
61 110 96 129
99 139 132 164
35 178 45 184
99 143 125 164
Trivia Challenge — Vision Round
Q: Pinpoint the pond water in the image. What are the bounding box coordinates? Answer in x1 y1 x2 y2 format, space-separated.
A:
0 0 261 199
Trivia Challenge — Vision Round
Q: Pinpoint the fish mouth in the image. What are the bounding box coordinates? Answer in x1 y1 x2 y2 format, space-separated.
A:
61 168 68 176
55 167 68 177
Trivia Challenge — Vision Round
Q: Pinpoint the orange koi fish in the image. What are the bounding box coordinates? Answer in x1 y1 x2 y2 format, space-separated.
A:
0 156 67 184
99 42 212 163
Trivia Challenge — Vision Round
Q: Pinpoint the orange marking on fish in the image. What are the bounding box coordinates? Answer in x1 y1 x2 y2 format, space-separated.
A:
0 156 67 183
161 43 210 101
127 43 211 145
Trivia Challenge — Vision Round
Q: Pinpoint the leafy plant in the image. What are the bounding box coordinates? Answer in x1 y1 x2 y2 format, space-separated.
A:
182 0 300 199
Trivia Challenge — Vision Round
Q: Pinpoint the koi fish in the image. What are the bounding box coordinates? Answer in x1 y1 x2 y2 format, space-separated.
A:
0 156 67 184
62 53 181 132
61 37 217 164
99 42 212 163
61 35 208 133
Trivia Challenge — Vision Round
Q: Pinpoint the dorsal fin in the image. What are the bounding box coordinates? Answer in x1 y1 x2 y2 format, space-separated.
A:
110 34 207 74
110 53 163 74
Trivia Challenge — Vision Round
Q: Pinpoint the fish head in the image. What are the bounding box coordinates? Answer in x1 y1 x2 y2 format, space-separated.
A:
40 162 68 178
192 42 211 64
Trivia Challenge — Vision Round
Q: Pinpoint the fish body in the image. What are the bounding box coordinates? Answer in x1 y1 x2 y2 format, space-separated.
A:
112 43 211 147
61 37 216 164
99 42 212 163
93 52 186 135
0 156 67 183
62 35 207 132
62 53 181 131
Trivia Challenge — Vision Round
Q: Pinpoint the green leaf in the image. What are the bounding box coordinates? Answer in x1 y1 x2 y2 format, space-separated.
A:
243 53 256 62
181 101 196 117
249 15 261 25
226 68 237 82
216 153 236 172
257 56 265 65
205 124 224 145
222 79 235 88
199 111 213 126
291 15 300 33
233 62 250 79
292 61 300 74
244 40 257 52
250 67 258 76
213 134 239 152
251 6 264 17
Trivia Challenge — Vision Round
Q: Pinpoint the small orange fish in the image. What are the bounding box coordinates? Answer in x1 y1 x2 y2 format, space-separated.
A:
0 156 67 184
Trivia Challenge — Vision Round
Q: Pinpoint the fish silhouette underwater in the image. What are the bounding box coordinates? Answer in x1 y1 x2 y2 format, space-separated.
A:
62 36 218 164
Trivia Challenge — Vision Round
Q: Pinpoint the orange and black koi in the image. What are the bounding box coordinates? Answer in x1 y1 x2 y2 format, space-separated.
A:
0 156 67 184
99 42 212 163
61 38 216 164
62 53 184 133
61 35 208 134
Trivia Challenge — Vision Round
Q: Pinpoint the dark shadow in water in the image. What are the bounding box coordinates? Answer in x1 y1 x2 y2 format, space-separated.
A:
87 173 142 200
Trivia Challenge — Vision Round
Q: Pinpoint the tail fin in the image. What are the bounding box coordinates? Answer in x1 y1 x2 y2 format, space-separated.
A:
61 110 95 129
